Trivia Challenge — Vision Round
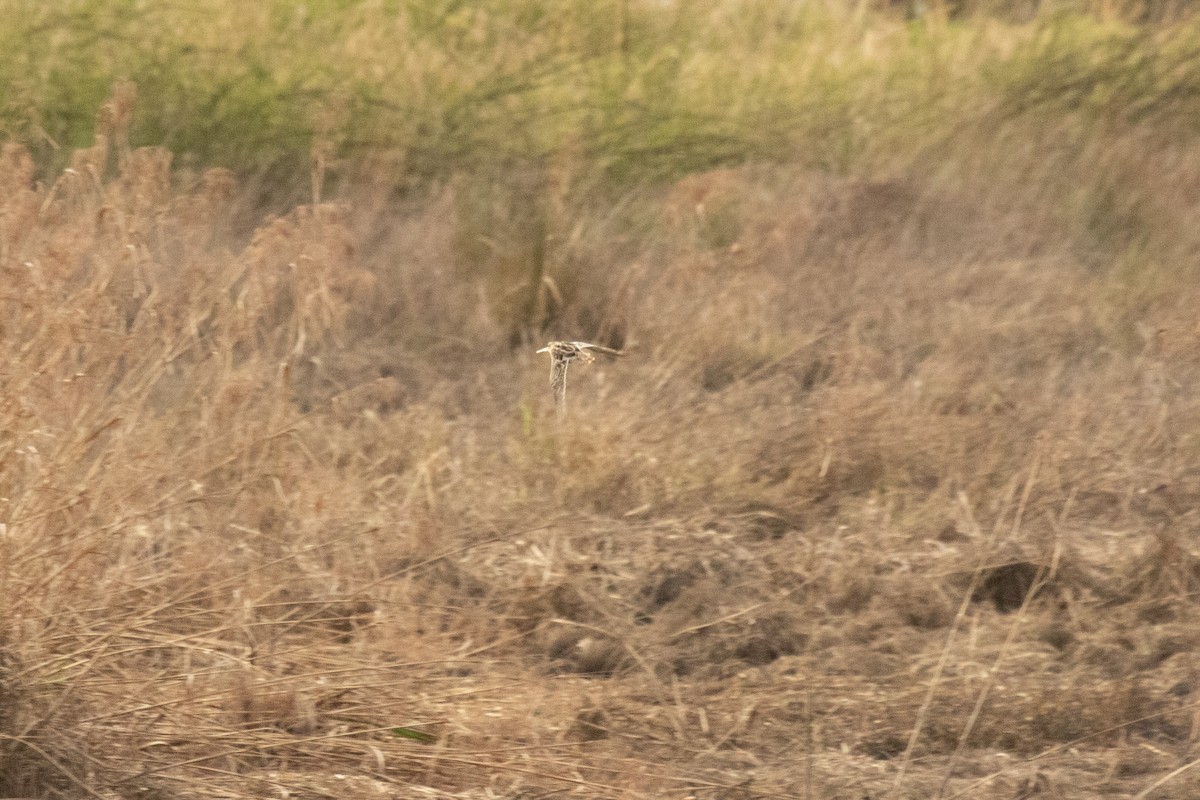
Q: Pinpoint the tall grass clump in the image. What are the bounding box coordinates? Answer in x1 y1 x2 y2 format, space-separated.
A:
0 120 517 795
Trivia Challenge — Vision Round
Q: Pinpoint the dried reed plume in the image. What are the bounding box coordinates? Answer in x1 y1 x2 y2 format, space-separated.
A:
536 341 623 418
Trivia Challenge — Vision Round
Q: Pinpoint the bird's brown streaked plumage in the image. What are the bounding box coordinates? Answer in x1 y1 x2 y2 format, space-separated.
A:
535 341 623 417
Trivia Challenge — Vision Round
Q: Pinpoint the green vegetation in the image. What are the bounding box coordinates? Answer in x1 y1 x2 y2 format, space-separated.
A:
2 0 1198 195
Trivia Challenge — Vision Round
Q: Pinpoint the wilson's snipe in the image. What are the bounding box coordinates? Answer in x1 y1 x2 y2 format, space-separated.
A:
536 341 623 417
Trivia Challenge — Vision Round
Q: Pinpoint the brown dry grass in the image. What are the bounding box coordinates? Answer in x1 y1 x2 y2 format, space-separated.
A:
6 101 1200 799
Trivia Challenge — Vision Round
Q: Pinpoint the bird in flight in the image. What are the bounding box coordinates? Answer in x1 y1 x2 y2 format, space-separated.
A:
536 341 623 418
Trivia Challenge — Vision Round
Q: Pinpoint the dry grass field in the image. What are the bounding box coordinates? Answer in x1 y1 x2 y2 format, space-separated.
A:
7 2 1200 799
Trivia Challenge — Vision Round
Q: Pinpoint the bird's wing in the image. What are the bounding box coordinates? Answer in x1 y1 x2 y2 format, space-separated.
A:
574 342 623 356
550 357 570 391
550 358 571 416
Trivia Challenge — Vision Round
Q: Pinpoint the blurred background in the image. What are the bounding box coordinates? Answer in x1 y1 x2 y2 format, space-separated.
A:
4 1 1200 798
